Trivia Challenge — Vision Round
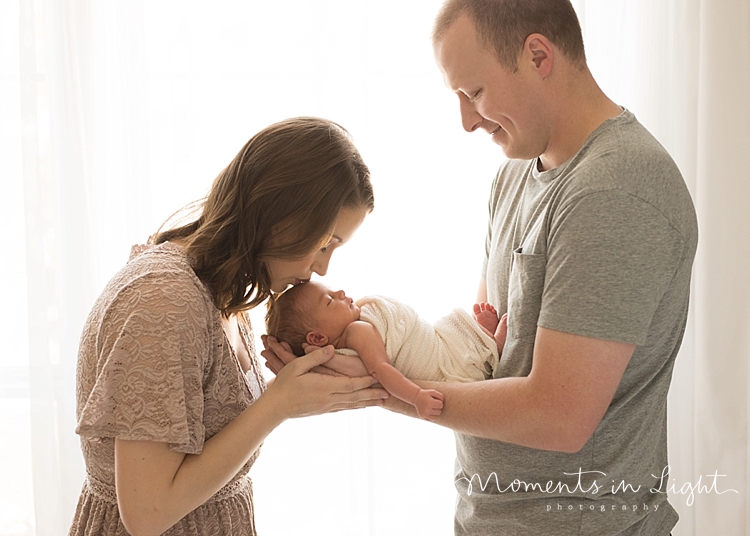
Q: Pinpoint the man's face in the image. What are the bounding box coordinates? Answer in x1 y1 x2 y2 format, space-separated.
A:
434 15 549 160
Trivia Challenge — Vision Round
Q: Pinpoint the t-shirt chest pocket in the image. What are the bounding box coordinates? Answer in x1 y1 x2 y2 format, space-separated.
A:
506 247 547 339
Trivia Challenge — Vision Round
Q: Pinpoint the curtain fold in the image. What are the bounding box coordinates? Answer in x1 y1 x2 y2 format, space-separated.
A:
574 1 750 533
7 1 749 534
19 0 92 532
690 0 750 533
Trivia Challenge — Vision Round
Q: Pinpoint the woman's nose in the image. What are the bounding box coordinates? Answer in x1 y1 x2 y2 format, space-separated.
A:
312 255 330 277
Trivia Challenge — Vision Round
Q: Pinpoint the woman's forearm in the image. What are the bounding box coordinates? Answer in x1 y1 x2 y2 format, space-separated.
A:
117 348 388 536
116 390 286 536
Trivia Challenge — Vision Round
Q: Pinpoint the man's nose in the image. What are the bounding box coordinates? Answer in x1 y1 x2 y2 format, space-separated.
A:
459 94 482 133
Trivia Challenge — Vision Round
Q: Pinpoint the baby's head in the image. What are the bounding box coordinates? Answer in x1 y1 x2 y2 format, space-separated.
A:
265 280 360 355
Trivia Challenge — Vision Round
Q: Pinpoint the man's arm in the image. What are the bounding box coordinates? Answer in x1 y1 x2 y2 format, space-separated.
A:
384 326 634 453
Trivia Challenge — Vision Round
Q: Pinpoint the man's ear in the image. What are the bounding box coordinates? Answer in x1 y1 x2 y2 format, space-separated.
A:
306 330 329 347
525 33 554 77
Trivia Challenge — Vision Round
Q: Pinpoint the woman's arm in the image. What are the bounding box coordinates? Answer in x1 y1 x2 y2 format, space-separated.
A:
116 347 388 536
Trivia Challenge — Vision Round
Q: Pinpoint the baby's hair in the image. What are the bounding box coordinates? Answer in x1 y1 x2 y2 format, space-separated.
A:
265 284 314 356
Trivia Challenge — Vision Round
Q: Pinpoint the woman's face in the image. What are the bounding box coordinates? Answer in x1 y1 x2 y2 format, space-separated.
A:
265 206 368 293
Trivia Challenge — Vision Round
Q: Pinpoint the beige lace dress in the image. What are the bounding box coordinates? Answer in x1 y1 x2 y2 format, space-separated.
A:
70 242 266 535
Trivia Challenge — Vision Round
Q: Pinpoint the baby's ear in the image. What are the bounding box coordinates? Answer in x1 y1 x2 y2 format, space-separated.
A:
306 330 329 347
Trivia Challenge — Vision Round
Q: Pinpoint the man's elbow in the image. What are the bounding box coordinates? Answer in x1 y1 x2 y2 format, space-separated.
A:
553 432 591 454
537 418 597 454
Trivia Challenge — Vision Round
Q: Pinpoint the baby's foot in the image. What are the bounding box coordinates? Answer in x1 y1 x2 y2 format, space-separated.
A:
414 389 444 420
474 302 499 333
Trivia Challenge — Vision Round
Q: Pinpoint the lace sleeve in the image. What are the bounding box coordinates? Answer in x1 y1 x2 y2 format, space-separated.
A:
76 270 213 454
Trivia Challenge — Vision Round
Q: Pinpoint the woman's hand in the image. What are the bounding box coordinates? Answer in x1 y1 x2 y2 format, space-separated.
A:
262 345 388 419
261 335 296 375
262 335 370 378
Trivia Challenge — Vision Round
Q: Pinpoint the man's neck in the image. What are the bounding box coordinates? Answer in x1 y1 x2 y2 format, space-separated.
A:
538 70 622 171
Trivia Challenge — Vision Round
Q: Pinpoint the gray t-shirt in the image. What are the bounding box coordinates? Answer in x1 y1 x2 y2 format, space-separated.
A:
455 110 697 535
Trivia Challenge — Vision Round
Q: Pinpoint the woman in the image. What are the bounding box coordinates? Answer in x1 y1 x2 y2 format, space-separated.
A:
70 117 387 536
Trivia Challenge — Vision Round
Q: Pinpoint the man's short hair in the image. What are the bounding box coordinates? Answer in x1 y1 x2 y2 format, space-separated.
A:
433 0 586 71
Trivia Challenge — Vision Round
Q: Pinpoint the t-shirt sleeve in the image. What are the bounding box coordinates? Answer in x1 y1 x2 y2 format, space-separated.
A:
538 190 685 345
76 272 210 454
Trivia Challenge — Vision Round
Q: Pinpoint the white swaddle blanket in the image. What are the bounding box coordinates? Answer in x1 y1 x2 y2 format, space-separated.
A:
337 295 499 382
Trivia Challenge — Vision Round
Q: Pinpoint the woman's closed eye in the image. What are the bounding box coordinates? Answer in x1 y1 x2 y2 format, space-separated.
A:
320 239 337 254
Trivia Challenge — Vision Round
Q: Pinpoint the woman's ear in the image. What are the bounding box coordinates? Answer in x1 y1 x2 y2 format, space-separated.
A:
306 330 329 346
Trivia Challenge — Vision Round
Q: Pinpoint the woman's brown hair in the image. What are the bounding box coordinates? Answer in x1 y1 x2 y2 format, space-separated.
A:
151 117 373 315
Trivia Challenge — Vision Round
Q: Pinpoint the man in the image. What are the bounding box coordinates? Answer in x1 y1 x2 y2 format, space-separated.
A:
264 1 696 533
414 0 696 534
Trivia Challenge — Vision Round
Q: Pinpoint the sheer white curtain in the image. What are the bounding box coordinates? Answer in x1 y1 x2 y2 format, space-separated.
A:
571 1 750 534
4 1 497 534
2 0 748 535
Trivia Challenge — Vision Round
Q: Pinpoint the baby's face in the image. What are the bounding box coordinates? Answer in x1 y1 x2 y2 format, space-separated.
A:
299 280 361 341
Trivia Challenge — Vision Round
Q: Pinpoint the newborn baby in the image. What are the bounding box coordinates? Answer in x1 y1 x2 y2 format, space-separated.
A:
265 281 507 419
